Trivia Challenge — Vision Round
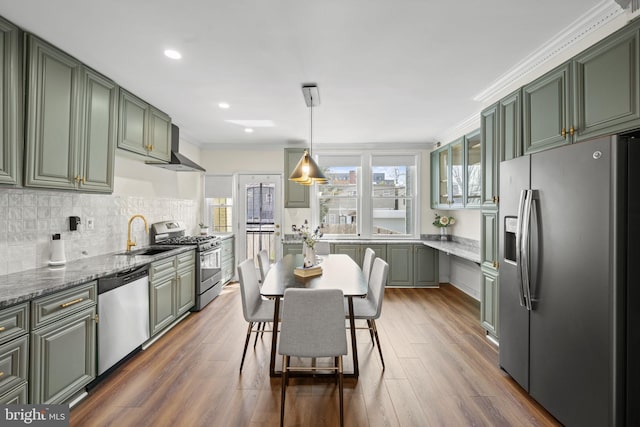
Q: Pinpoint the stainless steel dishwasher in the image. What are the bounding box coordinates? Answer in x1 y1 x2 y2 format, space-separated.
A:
97 264 150 376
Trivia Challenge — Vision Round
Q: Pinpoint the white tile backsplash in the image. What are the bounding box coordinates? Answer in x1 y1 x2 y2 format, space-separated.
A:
0 188 198 275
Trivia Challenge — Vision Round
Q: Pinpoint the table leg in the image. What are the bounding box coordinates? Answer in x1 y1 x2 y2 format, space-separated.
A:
269 297 280 376
348 296 359 378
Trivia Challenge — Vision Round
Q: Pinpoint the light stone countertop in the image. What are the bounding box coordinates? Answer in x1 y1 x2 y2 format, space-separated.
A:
0 246 194 309
283 236 481 264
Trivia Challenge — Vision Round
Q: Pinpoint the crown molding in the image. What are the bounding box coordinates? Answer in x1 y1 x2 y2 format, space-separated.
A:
473 0 625 104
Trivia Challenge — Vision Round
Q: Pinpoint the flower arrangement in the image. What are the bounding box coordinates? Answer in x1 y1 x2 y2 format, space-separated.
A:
292 220 323 248
433 214 455 228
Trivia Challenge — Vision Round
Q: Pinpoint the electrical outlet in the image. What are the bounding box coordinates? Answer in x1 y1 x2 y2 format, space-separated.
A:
87 218 95 230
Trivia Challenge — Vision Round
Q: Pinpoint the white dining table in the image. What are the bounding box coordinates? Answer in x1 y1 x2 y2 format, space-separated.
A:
260 253 368 378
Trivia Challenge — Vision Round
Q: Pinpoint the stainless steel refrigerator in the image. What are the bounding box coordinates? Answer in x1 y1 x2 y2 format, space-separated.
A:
498 135 639 426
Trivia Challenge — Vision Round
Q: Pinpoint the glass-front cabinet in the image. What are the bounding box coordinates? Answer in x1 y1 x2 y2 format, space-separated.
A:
465 129 481 207
431 130 481 209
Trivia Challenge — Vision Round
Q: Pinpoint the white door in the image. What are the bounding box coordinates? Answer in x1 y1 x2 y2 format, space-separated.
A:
237 174 283 266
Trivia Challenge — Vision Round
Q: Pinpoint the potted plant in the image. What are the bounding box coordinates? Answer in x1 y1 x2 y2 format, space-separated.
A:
433 214 455 241
198 223 209 235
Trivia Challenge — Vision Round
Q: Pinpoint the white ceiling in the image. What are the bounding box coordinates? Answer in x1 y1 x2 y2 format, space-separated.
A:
0 0 614 149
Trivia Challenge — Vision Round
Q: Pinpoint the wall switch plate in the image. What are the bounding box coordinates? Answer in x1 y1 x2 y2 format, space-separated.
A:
87 218 95 230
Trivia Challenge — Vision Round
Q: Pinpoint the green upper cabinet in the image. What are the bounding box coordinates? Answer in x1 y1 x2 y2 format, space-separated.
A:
432 131 482 210
77 67 118 192
25 35 80 191
522 62 572 154
481 210 498 272
573 24 640 141
481 104 499 209
25 34 117 193
0 17 21 186
284 148 309 208
118 88 171 162
149 107 171 161
499 89 522 162
464 129 481 208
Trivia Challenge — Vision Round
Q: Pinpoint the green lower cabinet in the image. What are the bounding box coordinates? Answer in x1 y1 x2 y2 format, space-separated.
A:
331 243 361 264
176 253 196 316
282 242 303 257
149 275 175 336
0 334 28 401
30 306 96 404
480 269 499 338
0 382 28 404
387 244 437 287
149 251 196 336
414 245 439 287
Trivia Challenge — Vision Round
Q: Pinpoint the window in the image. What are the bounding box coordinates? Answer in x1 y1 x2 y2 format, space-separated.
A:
204 175 233 233
315 153 418 238
317 155 360 237
371 155 416 237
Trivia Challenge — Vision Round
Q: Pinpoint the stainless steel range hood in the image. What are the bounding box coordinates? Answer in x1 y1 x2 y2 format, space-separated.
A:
145 124 206 172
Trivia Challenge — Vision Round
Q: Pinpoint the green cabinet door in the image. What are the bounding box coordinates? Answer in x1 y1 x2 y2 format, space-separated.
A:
430 150 438 209
449 138 464 208
30 306 96 404
118 89 148 156
387 244 413 287
332 243 361 265
283 243 303 257
0 17 21 186
481 104 499 208
481 211 498 272
0 383 27 404
150 275 176 336
499 89 522 161
78 68 117 192
25 35 80 190
523 62 571 154
366 244 387 263
573 25 640 141
465 130 482 208
176 265 195 316
414 245 438 287
148 107 171 162
284 148 310 208
481 268 499 338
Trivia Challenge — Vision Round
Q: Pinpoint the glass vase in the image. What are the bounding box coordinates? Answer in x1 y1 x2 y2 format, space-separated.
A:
440 227 448 241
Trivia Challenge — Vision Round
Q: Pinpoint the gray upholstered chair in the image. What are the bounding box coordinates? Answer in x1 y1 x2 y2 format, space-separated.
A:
237 258 277 372
349 257 389 370
278 288 348 427
257 249 271 283
362 247 375 283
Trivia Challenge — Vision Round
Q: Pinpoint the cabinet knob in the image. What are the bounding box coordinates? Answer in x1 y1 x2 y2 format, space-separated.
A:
569 126 575 136
561 128 567 138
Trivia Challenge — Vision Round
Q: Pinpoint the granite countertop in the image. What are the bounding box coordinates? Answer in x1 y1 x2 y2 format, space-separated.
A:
0 245 194 309
283 236 481 264
422 239 481 264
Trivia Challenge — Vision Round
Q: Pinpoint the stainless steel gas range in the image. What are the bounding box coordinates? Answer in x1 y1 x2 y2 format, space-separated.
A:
150 220 222 311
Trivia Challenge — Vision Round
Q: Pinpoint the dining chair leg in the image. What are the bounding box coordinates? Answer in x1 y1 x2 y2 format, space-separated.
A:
338 356 344 427
240 322 254 372
371 319 385 371
280 356 289 427
253 322 263 348
367 319 375 344
334 357 339 384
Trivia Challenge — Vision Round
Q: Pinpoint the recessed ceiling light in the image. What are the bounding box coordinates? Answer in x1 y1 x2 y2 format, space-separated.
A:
218 102 230 109
225 120 275 127
244 128 254 133
164 49 182 60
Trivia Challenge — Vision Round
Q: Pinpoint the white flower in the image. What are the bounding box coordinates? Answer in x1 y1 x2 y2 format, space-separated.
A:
449 218 456 225
439 216 449 226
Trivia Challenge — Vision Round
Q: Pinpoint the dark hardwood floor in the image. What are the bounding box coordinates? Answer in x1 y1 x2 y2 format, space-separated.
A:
71 283 560 426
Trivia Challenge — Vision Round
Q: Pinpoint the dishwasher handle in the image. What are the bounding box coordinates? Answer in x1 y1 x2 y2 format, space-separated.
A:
98 264 149 294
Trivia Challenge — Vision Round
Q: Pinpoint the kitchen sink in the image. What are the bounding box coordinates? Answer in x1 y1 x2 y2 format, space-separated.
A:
116 247 176 256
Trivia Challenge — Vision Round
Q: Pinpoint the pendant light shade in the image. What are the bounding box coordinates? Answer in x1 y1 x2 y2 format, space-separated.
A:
289 84 328 186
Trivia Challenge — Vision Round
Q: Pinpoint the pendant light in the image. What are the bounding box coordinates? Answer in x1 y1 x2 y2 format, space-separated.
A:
289 84 328 185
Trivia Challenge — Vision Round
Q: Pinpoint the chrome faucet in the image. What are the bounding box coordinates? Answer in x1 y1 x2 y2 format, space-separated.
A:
126 214 148 252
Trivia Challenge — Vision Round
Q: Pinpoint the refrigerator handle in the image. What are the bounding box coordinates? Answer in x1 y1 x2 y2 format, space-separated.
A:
515 189 527 307
521 189 534 311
